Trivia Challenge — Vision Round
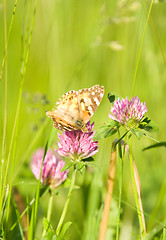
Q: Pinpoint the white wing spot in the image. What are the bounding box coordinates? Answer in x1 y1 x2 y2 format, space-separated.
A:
81 102 85 111
100 93 103 98
84 97 91 105
94 97 100 106
88 106 94 114
92 92 95 95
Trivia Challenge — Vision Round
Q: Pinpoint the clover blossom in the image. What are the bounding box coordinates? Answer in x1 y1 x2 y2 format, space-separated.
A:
31 149 68 188
56 122 98 161
109 96 147 128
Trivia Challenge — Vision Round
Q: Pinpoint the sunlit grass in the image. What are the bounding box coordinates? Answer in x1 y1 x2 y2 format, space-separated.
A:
1 0 166 239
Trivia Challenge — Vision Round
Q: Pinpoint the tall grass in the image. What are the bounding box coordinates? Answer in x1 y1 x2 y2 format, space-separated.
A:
1 0 166 239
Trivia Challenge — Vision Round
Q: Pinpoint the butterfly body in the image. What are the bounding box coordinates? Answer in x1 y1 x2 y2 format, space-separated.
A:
46 85 104 132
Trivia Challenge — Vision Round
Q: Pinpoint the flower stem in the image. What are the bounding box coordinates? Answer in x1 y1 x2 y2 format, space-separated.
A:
42 190 54 237
47 191 54 221
56 168 77 236
116 138 123 240
129 140 146 239
99 145 117 240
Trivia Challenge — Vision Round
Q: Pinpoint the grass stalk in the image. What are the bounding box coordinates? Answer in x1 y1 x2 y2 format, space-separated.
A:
116 133 126 240
129 139 146 239
163 228 166 240
147 178 166 232
98 144 117 240
0 0 8 225
1 0 7 163
0 0 18 81
10 186 48 232
42 191 54 237
0 0 38 228
27 127 55 239
56 168 77 236
28 146 48 239
131 0 153 97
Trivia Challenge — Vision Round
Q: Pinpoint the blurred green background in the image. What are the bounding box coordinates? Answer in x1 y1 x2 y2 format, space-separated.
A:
1 0 166 239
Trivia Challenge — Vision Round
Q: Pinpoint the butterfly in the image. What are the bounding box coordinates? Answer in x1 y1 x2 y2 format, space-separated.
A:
46 85 104 132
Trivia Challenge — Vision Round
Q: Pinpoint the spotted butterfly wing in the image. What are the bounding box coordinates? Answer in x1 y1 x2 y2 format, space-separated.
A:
46 85 104 132
46 90 80 131
78 85 104 123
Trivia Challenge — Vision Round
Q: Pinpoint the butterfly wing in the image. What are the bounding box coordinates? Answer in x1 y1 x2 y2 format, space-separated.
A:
46 90 82 131
46 85 104 132
78 85 104 124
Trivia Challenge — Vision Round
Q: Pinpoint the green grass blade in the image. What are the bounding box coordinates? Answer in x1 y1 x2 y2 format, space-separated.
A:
28 127 55 239
131 0 154 97
0 0 18 81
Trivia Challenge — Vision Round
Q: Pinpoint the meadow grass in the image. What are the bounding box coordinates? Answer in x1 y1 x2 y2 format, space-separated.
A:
1 0 166 239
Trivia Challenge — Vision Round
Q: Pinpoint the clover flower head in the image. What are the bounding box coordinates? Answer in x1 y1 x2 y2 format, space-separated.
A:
109 96 148 127
56 121 98 161
31 149 68 188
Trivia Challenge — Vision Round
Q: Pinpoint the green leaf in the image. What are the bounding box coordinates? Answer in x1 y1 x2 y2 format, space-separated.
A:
144 225 165 240
80 165 86 175
83 162 96 168
94 121 120 141
60 163 74 172
82 157 94 162
75 162 85 174
143 142 166 151
142 131 159 142
43 217 52 233
52 235 64 240
112 130 129 151
131 129 145 139
108 93 115 103
42 231 55 240
107 92 122 104
59 222 72 237
139 117 159 133
131 128 159 142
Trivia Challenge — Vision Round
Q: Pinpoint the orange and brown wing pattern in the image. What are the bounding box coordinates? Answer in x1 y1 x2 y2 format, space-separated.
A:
46 90 81 131
78 85 104 124
46 85 104 132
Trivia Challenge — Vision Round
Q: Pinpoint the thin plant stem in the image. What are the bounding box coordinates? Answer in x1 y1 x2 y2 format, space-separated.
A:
1 0 7 161
10 186 48 232
149 16 166 68
0 0 18 81
129 139 146 239
1 0 38 222
56 168 77 236
0 0 8 223
42 190 54 237
98 145 117 240
131 0 153 97
47 191 53 222
147 178 166 232
116 133 125 240
163 228 166 240
12 188 28 240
